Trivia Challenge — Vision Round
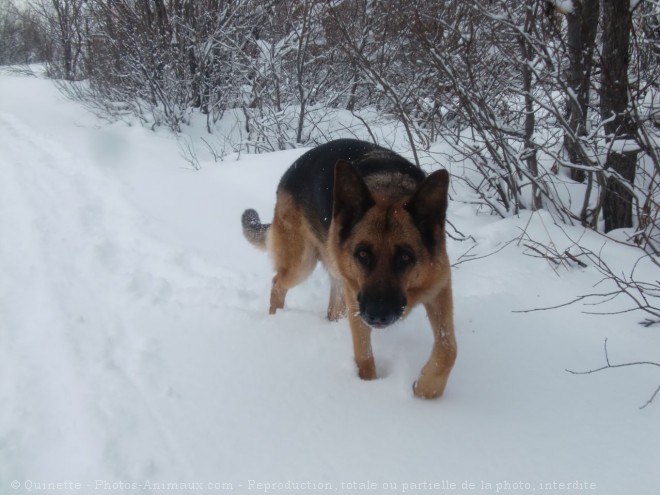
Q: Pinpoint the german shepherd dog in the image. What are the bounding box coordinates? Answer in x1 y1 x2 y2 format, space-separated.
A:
242 139 456 398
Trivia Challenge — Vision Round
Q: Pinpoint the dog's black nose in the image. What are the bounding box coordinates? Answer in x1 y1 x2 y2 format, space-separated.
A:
362 310 400 328
358 289 405 328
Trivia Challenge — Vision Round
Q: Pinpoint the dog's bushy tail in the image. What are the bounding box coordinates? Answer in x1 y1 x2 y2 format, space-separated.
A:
241 209 270 250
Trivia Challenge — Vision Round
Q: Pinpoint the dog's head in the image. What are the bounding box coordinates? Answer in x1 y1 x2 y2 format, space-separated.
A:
330 160 450 328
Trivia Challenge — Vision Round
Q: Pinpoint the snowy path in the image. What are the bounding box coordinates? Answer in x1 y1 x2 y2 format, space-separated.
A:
1 71 659 494
0 110 185 482
0 111 109 479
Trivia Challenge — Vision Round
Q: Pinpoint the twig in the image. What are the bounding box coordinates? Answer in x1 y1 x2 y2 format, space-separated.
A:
514 234 660 326
177 136 201 170
523 242 561 265
563 250 588 268
452 237 518 267
446 219 475 243
566 338 660 410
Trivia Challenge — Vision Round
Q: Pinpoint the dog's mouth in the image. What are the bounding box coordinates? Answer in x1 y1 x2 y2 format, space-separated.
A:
360 312 403 329
367 320 396 329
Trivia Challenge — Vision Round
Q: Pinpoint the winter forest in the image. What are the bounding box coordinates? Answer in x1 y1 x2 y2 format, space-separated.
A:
2 0 659 243
1 1 660 493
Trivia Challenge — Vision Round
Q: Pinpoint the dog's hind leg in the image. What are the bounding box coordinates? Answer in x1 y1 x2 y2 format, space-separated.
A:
268 194 318 314
269 251 317 314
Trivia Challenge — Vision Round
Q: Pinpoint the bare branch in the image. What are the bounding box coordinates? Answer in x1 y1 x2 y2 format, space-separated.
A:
566 339 660 409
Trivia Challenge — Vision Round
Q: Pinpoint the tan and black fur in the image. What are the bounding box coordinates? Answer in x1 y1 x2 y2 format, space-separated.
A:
242 139 456 399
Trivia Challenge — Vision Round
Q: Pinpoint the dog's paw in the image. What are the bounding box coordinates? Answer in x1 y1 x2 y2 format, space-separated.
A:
326 309 346 322
356 358 377 380
412 378 445 400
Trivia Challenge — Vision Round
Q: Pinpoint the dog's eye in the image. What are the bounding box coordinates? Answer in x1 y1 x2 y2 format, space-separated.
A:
394 247 416 271
354 247 373 269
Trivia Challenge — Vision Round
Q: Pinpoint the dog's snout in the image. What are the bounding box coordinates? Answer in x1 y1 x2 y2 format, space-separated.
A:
363 310 400 328
358 288 406 328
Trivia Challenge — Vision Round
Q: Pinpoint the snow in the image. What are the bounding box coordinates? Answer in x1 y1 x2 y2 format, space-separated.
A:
549 0 575 15
1 69 659 494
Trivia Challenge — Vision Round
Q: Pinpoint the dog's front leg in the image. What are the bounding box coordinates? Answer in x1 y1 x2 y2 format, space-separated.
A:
414 283 457 399
327 276 346 321
345 287 376 380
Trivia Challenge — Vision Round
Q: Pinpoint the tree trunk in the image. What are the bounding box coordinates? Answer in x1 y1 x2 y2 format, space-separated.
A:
520 0 541 210
564 0 599 183
601 0 637 232
603 151 636 231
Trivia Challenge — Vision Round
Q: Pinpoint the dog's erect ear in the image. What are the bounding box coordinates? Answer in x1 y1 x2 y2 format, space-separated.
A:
333 160 375 243
405 169 449 253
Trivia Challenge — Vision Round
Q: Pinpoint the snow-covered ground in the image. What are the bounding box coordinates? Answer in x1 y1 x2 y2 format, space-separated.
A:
0 69 658 495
